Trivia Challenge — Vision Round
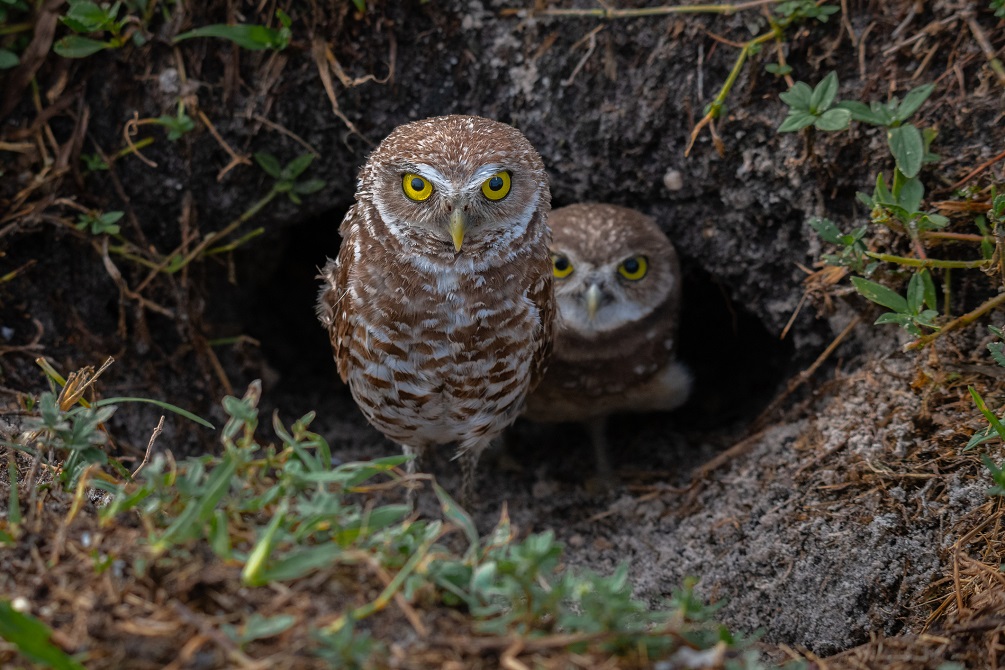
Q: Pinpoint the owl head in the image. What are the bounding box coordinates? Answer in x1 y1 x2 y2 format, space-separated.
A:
548 204 681 336
362 115 550 259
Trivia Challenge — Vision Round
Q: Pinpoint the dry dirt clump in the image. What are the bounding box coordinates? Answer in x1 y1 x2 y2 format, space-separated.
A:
473 319 1005 663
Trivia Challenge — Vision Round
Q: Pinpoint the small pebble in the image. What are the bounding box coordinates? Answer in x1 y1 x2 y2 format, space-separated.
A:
663 168 684 191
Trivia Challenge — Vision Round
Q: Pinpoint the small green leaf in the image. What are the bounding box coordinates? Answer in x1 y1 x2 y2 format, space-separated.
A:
907 272 924 314
292 178 326 195
209 509 232 558
874 172 894 205
94 397 214 429
255 152 282 178
919 269 937 311
173 23 288 51
990 341 1005 368
241 613 297 643
808 71 839 113
966 424 996 451
434 482 479 561
61 1 114 32
764 63 791 76
0 49 19 69
893 171 924 214
814 107 851 132
888 124 924 179
971 386 1005 443
895 83 935 123
808 217 843 244
282 153 314 180
874 312 911 326
53 35 111 58
258 545 339 582
778 81 813 110
920 213 949 229
242 499 288 587
851 276 908 313
0 601 86 670
982 453 1005 496
835 100 882 125
777 110 816 133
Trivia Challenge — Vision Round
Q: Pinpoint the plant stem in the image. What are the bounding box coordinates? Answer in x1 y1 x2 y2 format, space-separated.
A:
905 291 1005 351
327 526 442 631
866 251 990 270
922 231 991 243
685 28 778 156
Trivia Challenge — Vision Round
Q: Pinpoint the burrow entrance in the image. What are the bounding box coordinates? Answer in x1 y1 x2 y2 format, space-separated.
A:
230 210 796 482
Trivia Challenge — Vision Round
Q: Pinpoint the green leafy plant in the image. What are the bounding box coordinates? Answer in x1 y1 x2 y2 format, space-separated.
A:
150 106 195 141
967 325 1005 453
254 151 327 205
75 209 123 235
777 72 851 132
5 363 762 667
173 9 292 51
313 620 384 670
851 271 938 337
19 391 119 488
53 1 143 58
837 83 936 177
991 0 1005 19
962 325 1005 501
808 218 874 275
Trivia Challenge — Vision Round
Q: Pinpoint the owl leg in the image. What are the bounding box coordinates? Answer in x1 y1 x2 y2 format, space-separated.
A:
401 444 427 505
457 447 482 508
585 416 612 480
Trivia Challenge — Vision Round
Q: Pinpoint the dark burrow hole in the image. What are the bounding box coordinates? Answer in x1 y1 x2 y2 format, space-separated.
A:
238 212 795 483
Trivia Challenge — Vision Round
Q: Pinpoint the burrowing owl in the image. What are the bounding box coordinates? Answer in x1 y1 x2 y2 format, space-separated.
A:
523 203 690 476
316 115 553 503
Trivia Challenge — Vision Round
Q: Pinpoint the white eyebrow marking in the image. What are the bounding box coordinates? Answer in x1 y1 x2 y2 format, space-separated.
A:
469 164 505 185
409 163 509 194
410 164 450 192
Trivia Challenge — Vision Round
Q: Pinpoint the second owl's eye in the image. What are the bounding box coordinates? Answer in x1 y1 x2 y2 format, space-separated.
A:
402 173 433 201
552 254 573 278
618 256 648 281
481 171 511 201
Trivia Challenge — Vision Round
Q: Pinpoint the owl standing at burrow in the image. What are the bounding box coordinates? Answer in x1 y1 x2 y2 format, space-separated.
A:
317 115 553 504
524 203 691 477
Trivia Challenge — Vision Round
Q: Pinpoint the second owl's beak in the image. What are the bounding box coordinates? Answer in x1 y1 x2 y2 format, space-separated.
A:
449 208 466 252
585 284 601 321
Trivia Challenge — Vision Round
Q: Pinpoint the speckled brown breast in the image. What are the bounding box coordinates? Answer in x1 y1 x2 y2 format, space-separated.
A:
318 199 553 452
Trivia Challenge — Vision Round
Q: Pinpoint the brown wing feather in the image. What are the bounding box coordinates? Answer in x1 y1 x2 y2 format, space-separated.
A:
316 205 360 383
527 227 555 393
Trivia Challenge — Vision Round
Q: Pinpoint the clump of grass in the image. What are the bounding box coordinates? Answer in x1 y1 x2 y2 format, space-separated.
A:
2 368 763 668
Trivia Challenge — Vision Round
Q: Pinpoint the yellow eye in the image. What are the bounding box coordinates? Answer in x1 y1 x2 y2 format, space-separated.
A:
481 171 511 201
552 254 573 279
617 256 648 281
402 173 433 201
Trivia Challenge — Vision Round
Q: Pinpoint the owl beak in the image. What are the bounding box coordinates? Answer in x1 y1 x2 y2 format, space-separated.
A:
449 208 466 252
585 284 602 321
